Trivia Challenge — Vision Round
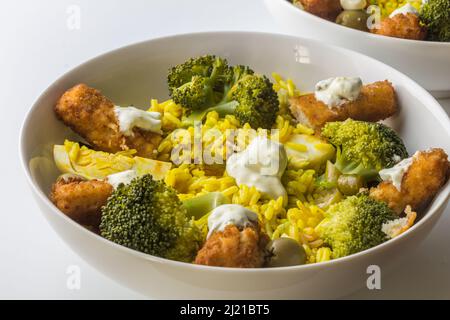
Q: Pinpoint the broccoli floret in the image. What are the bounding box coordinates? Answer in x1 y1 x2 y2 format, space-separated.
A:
168 55 231 110
169 55 279 129
420 0 450 42
315 194 397 258
228 65 255 86
167 55 228 92
100 174 202 262
171 76 216 111
183 73 279 129
229 74 280 129
321 119 408 179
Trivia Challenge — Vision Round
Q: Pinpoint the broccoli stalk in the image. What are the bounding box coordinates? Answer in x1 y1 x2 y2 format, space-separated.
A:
100 174 202 262
178 65 255 124
181 73 279 129
181 100 240 126
420 0 450 42
321 119 408 180
315 194 398 258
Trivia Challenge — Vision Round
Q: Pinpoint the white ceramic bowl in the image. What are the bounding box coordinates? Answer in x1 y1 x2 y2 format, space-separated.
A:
20 32 450 299
264 0 450 98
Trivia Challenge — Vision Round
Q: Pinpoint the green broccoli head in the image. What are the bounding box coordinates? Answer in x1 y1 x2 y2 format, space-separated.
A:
168 55 231 109
100 174 202 262
420 0 450 42
229 65 254 87
229 74 279 129
171 76 216 111
182 73 279 129
170 55 279 129
321 119 408 179
168 55 226 91
315 194 397 258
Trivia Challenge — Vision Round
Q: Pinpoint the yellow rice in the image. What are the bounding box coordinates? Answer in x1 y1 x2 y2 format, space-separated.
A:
151 73 333 263
368 0 422 18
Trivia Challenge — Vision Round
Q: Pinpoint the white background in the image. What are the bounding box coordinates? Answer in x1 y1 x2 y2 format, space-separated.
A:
1 0 449 299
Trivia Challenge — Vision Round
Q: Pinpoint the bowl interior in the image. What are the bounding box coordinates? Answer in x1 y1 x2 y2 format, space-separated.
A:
21 31 450 254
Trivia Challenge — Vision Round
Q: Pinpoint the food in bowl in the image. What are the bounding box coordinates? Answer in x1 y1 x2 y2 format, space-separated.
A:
48 54 450 268
290 0 450 41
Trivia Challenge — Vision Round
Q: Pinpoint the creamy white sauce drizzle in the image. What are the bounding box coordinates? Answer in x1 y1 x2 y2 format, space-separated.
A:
340 0 366 10
314 77 362 108
207 204 258 238
389 3 419 18
226 136 288 203
114 106 162 136
379 156 414 191
107 169 138 189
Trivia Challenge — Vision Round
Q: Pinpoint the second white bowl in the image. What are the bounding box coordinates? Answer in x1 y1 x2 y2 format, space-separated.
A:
264 0 450 97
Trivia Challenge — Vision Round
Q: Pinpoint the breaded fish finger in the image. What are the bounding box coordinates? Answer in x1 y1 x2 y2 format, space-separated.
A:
50 177 112 229
55 84 162 158
194 225 267 268
300 0 342 21
370 148 449 214
289 80 398 131
371 13 427 41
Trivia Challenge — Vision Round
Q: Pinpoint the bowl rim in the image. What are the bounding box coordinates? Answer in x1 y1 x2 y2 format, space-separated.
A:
19 30 450 274
269 0 450 47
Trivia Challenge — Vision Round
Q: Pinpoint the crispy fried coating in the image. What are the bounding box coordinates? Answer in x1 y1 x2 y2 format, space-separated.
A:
194 225 268 268
370 148 450 214
55 84 162 158
300 0 342 21
371 13 427 40
289 80 398 131
50 177 112 229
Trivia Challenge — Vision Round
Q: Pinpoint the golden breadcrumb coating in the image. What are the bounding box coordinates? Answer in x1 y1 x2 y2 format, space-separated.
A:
55 84 162 158
370 148 450 214
289 80 398 131
50 177 112 229
371 13 427 40
194 225 268 268
300 0 342 21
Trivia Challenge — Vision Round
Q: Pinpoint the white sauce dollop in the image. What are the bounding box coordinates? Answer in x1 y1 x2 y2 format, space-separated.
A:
389 3 419 18
340 0 366 10
379 155 414 191
107 169 138 189
114 106 162 136
226 136 288 203
314 77 362 108
207 204 258 238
